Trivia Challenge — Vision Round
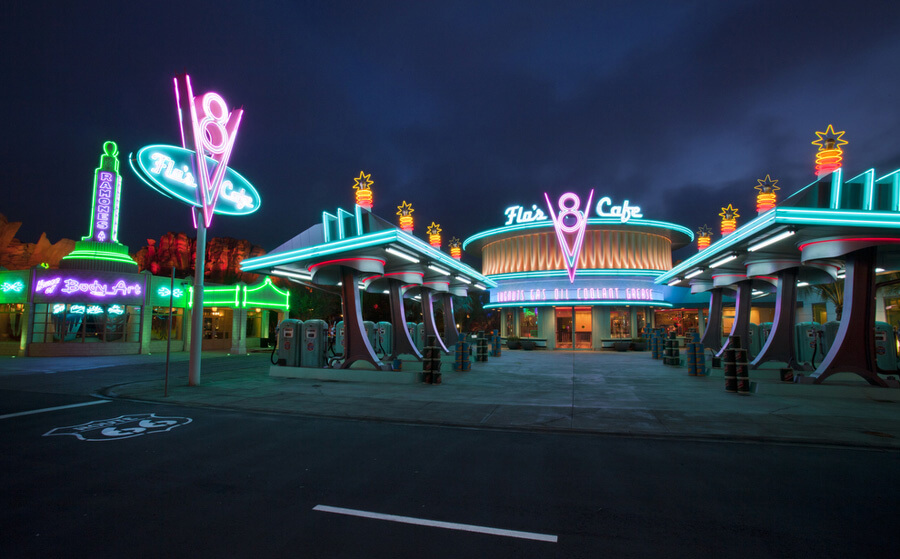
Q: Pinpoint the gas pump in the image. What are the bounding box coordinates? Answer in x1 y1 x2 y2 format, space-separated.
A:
363 321 377 350
822 321 840 355
376 321 392 357
874 321 898 371
333 320 345 356
275 319 303 366
747 323 760 359
406 321 417 351
794 322 825 366
415 323 426 353
759 322 773 347
300 319 328 368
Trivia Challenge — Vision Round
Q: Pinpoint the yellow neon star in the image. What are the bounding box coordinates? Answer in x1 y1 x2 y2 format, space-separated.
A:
352 171 373 191
755 175 780 193
697 225 713 237
396 201 414 216
811 125 848 149
449 237 461 248
719 204 739 221
427 222 442 236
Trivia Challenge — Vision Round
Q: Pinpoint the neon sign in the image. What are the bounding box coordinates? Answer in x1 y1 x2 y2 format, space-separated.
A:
397 201 414 232
696 224 713 251
157 286 184 298
35 277 142 297
427 222 442 248
496 287 658 303
504 204 546 225
84 141 123 243
545 191 593 283
353 171 374 210
109 305 125 315
130 145 260 217
595 197 642 223
449 237 462 260
1 281 24 293
173 74 244 228
812 124 848 177
719 204 739 236
755 175 779 213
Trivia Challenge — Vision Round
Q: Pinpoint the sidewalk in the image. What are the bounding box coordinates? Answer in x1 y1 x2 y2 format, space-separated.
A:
79 349 900 450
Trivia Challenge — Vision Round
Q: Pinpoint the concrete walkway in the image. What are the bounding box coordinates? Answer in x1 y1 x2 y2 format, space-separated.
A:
3 349 899 449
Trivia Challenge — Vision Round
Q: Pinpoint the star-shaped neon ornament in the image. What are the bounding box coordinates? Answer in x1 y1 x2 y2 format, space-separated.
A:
353 171 374 209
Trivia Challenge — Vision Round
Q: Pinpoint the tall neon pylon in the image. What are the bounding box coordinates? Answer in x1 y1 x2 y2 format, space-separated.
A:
812 125 848 177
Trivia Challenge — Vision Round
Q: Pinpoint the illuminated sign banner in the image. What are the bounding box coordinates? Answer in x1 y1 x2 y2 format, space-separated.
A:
130 145 260 216
489 277 664 304
545 191 593 283
32 269 146 305
504 195 643 226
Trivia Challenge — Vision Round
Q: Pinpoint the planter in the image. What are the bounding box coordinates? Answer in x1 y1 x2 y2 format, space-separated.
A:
521 340 536 351
614 341 630 352
506 340 521 350
631 342 646 351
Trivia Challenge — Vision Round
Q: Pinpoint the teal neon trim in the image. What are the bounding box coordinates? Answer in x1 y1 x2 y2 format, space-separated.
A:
486 300 673 309
322 211 337 243
829 168 843 210
355 204 364 238
876 169 900 212
240 224 498 288
337 208 355 239
843 169 876 211
462 218 693 250
487 269 664 280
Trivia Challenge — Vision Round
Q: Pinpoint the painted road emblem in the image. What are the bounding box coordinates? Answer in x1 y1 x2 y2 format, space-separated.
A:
44 413 192 442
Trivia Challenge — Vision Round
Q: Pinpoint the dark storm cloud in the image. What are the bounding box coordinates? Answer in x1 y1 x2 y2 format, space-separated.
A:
3 0 900 255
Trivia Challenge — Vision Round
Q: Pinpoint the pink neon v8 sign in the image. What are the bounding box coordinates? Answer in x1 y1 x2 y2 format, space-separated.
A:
173 74 243 228
544 190 594 283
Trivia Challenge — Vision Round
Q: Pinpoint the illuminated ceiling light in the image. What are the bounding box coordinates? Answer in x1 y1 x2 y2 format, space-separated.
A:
353 171 374 210
748 229 795 252
397 201 414 232
797 281 809 287
812 125 848 177
271 270 312 281
719 204 739 236
667 278 683 286
455 275 472 284
836 272 845 279
696 224 713 251
710 253 739 268
428 264 451 276
427 222 442 249
876 267 886 273
685 268 704 279
385 247 420 263
383 290 390 294
449 237 462 260
755 174 780 214
473 283 487 290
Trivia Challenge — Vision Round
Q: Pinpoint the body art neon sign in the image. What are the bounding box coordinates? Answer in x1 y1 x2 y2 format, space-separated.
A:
545 191 593 283
174 74 244 228
130 145 260 216
35 277 142 297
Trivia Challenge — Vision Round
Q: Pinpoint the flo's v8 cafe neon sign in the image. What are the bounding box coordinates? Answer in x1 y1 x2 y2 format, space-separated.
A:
504 195 642 225
129 145 260 216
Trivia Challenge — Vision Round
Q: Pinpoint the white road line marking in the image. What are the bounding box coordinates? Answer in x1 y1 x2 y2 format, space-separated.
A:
0 399 110 420
313 504 557 543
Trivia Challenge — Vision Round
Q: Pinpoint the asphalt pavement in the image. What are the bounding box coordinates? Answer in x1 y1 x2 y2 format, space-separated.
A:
3 348 898 449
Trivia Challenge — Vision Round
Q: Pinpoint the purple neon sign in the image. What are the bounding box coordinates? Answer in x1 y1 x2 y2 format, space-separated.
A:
91 171 116 242
34 277 142 298
544 190 593 283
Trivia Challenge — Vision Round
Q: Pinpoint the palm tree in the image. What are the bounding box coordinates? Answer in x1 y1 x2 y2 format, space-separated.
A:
801 280 844 321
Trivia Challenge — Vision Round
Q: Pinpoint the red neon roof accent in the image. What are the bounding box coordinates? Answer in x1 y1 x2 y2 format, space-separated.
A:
384 271 424 278
711 274 747 279
308 257 386 271
798 238 900 251
423 281 450 286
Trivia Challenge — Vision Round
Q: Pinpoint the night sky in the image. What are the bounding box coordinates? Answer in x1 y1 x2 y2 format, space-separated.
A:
4 1 900 263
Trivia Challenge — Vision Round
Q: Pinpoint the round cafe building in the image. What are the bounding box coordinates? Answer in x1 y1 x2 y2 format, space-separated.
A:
463 192 700 349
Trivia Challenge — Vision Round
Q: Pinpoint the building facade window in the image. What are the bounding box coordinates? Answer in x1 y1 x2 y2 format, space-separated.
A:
609 307 631 338
32 303 141 343
0 303 25 343
151 307 184 341
519 308 538 338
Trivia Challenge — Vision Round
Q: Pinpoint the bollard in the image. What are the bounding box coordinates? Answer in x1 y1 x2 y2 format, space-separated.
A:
735 348 749 394
724 347 737 393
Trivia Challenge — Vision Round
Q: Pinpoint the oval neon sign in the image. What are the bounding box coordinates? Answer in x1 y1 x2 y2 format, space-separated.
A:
129 144 260 216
